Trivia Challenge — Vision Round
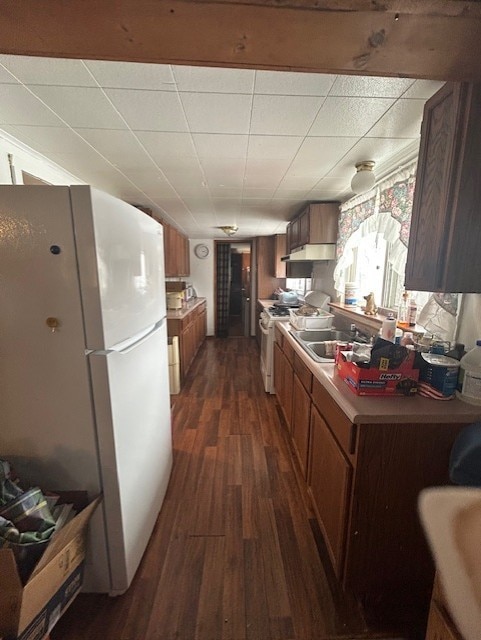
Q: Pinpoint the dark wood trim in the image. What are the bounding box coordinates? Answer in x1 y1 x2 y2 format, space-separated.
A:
1 1 481 80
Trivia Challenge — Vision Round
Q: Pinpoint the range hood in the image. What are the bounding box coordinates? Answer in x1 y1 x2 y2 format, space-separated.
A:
281 244 336 262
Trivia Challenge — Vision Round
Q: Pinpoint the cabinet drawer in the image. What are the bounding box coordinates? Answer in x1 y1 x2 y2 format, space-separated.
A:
311 377 356 456
284 339 295 365
293 353 312 394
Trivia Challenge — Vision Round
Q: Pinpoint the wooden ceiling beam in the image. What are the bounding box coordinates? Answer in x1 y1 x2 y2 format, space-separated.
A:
1 0 481 80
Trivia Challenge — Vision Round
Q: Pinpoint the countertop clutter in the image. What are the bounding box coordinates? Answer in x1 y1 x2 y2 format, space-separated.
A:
166 296 206 320
277 322 481 424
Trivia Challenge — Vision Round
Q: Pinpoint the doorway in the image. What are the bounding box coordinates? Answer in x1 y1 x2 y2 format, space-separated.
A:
215 241 252 337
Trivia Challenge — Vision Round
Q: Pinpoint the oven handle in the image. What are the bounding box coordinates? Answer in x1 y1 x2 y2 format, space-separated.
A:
258 319 270 336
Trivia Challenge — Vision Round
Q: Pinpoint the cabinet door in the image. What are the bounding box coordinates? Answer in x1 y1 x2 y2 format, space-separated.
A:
405 83 460 291
309 406 352 576
282 348 293 429
291 373 311 478
273 234 286 278
273 342 284 402
299 210 310 246
405 82 481 292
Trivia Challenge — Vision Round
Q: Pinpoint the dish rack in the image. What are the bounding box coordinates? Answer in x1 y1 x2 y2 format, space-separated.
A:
289 308 334 330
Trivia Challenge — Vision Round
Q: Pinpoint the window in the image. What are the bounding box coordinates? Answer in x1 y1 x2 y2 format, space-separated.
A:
286 277 312 296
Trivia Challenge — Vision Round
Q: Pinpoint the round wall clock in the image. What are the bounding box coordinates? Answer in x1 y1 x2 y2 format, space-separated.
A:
194 243 210 259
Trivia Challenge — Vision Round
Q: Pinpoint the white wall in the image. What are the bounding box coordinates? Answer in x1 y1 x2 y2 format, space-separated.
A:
189 240 215 336
0 131 83 186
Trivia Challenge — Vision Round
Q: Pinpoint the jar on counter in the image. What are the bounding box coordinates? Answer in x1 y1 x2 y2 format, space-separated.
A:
344 282 358 306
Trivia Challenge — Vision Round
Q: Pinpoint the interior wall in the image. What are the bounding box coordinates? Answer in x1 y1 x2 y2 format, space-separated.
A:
0 132 83 186
189 240 215 336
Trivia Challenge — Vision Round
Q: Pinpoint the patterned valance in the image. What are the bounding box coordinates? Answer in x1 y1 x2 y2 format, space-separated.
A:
334 161 417 294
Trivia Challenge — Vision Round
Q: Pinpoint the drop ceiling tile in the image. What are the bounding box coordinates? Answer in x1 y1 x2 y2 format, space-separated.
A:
0 61 18 83
205 172 244 189
120 167 174 189
50 151 117 173
173 65 255 93
152 197 191 216
366 99 425 138
245 158 291 176
329 76 415 98
28 86 127 129
309 97 395 137
105 88 188 132
243 174 283 189
180 93 252 134
209 187 243 198
250 95 322 135
287 137 357 177
0 85 64 126
201 159 245 182
402 80 445 99
182 196 214 211
159 156 203 175
242 188 276 198
0 55 96 86
193 133 248 158
73 129 150 165
276 175 321 190
254 71 336 96
165 169 210 189
84 60 176 90
274 188 311 199
247 135 303 159
135 131 197 159
241 198 274 209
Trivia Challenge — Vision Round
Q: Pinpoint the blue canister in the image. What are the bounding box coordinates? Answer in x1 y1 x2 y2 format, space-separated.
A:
420 353 460 396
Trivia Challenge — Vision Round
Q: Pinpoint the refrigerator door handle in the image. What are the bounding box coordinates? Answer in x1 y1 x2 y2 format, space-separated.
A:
104 318 166 355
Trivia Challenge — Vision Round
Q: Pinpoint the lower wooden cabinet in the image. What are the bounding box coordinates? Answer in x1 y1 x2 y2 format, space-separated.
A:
291 370 311 478
168 301 206 383
273 328 471 632
308 406 352 576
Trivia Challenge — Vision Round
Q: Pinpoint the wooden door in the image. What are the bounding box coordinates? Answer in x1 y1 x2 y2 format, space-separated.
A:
308 406 352 577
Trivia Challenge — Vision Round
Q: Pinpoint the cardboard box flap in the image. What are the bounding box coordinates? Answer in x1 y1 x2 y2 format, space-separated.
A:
0 549 24 633
30 495 101 579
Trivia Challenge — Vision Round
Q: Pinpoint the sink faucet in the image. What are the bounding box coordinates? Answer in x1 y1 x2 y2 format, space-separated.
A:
350 324 373 344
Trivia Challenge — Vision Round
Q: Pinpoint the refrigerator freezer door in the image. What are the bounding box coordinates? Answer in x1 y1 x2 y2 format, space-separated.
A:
88 319 172 594
71 186 166 350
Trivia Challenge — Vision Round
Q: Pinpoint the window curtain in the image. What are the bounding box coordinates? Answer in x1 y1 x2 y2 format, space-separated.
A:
216 243 231 338
334 161 417 295
333 160 459 341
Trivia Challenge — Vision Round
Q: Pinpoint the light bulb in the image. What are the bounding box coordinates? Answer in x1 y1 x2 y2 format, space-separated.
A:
351 161 376 194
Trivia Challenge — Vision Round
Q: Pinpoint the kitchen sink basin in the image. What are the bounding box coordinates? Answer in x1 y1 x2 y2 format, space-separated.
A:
291 329 353 343
289 328 354 363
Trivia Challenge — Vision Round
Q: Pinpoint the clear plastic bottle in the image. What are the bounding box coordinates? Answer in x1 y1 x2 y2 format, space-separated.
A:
407 298 417 327
457 340 481 405
397 291 409 326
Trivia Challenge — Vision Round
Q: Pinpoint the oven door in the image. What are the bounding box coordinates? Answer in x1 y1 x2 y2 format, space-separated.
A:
259 313 274 393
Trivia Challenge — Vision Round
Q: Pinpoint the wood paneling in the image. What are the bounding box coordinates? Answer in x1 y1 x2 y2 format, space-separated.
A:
2 2 481 80
291 373 311 477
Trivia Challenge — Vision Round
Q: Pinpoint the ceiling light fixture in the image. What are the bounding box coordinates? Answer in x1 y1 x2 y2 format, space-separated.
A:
351 161 376 195
219 225 238 237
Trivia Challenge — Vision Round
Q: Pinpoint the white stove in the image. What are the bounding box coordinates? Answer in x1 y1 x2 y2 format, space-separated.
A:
259 293 330 394
259 306 298 393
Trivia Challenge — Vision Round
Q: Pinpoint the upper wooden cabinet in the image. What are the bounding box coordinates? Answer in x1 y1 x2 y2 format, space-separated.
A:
163 222 190 277
272 234 286 278
286 202 339 253
405 82 481 293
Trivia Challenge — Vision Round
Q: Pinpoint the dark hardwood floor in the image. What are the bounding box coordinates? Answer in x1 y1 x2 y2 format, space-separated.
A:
51 337 391 640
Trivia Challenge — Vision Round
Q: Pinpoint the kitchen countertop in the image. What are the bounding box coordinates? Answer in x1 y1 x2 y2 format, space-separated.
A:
166 297 206 320
277 322 481 426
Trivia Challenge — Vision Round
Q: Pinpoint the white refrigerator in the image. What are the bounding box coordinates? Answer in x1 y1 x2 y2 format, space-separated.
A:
0 185 173 595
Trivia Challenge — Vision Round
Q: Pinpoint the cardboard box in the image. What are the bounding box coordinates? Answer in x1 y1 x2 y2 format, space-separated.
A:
0 494 101 640
336 350 419 396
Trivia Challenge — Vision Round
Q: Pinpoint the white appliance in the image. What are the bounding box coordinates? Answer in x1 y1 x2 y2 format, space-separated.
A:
259 306 293 394
259 292 331 394
0 185 173 596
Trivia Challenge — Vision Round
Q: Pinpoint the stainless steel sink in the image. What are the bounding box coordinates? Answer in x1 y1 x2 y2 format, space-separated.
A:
289 329 353 363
